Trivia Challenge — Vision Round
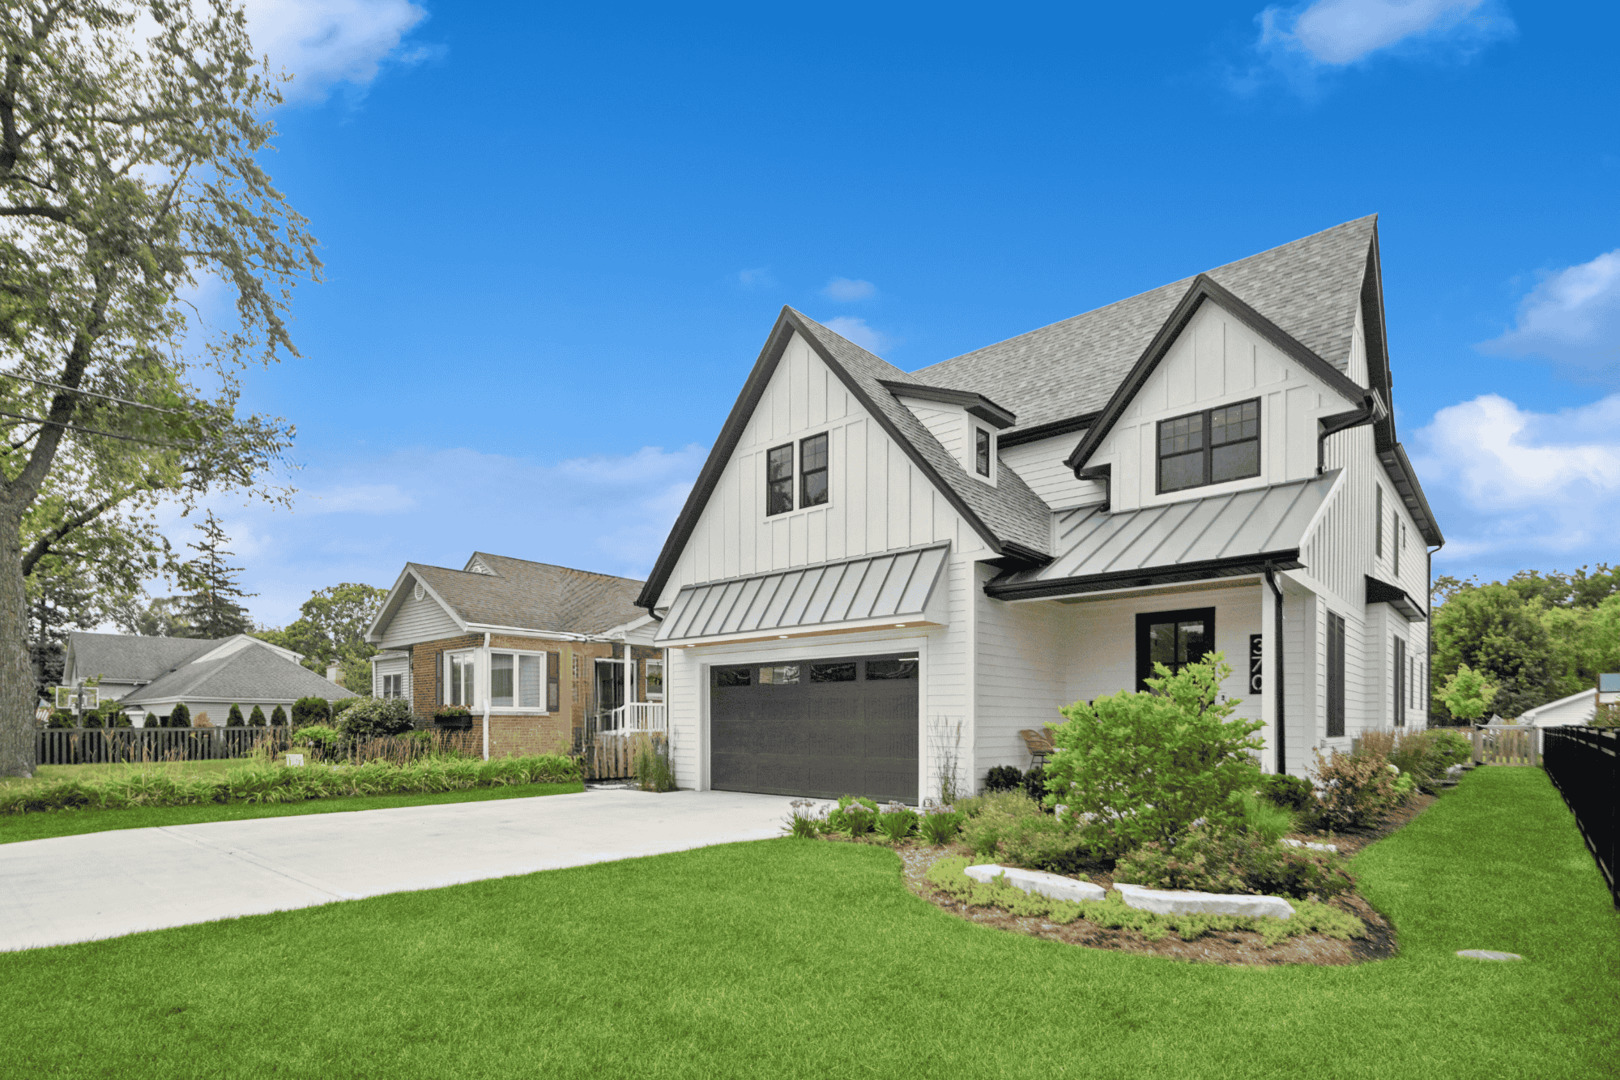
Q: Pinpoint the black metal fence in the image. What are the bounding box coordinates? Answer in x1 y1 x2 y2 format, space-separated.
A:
35 727 291 766
1542 725 1618 908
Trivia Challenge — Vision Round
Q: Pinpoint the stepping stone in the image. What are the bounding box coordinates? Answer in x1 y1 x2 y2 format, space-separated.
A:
1113 883 1295 920
1457 949 1523 961
964 864 1105 903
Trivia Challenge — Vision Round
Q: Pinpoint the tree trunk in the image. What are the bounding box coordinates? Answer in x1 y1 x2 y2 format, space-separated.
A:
0 507 37 777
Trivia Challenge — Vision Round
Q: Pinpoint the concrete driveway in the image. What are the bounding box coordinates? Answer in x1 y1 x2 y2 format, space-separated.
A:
0 787 791 953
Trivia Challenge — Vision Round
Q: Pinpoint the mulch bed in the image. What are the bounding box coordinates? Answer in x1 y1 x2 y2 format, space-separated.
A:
888 793 1438 967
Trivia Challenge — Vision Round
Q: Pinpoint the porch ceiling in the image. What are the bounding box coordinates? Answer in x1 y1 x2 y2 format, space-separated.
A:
985 471 1339 601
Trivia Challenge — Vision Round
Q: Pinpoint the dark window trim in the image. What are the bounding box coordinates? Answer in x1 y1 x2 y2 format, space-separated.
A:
1393 636 1406 728
1374 485 1384 557
1134 607 1216 691
765 442 794 517
799 432 828 508
974 427 991 477
1155 397 1261 495
1326 611 1346 737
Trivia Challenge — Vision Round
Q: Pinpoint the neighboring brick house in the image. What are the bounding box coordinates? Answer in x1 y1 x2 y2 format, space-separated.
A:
365 552 664 760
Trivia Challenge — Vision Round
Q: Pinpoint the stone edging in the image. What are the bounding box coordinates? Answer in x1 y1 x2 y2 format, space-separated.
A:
964 863 1295 920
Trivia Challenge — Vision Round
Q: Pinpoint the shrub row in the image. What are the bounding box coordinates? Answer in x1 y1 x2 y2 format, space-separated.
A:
0 754 581 815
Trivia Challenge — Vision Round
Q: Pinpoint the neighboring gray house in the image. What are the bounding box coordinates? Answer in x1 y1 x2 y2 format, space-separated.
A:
62 631 348 727
638 216 1444 802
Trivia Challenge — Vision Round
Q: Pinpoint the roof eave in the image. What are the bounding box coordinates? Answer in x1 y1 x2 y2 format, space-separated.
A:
985 550 1304 602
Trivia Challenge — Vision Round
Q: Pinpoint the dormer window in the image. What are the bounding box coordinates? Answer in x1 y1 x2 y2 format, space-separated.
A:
975 428 991 477
1157 399 1261 494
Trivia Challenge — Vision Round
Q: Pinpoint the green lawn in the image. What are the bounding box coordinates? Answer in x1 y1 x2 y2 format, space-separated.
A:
3 769 1615 1078
0 780 585 845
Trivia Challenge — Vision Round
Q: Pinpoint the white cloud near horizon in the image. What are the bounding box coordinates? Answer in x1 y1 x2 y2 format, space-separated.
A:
1413 393 1620 568
1479 249 1620 382
822 316 894 355
152 443 706 627
242 0 431 102
822 278 877 302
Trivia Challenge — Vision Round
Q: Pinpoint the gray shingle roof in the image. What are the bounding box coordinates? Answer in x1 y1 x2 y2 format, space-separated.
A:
790 311 1055 555
123 643 348 706
410 553 647 635
913 216 1377 434
66 632 216 683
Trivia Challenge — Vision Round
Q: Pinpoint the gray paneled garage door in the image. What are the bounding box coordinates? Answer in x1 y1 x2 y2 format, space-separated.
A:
710 653 918 803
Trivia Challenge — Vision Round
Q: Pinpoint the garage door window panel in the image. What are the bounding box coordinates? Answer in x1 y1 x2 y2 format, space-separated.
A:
810 661 856 683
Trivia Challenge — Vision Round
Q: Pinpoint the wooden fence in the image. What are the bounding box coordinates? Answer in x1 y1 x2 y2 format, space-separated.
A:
1471 723 1540 767
36 726 291 766
1542 726 1618 908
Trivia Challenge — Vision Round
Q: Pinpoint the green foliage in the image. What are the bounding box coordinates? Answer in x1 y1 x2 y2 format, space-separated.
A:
227 704 244 726
335 697 414 740
876 805 918 843
1307 749 1397 831
257 583 387 682
826 796 879 836
1114 827 1353 900
0 754 582 816
1388 729 1469 793
1439 663 1499 722
916 806 963 845
174 512 254 638
783 800 822 839
959 790 1091 873
167 703 191 729
1233 789 1293 844
269 705 288 727
983 765 1024 792
1258 773 1316 812
1023 765 1047 803
633 735 675 793
247 705 267 727
330 698 362 718
1046 652 1263 849
1594 702 1620 728
290 696 331 729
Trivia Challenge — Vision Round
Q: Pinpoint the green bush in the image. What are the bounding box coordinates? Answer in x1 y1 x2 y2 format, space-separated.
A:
1023 765 1047 804
633 735 675 793
960 790 1092 873
47 710 75 729
1046 653 1263 851
1114 828 1354 900
876 805 918 843
784 800 822 838
291 696 331 728
269 705 287 727
983 765 1023 793
1233 789 1293 844
0 753 583 816
917 806 963 845
1258 773 1315 812
331 697 362 719
1428 728 1473 766
1306 749 1398 831
336 697 415 739
248 705 267 727
291 724 341 761
168 703 191 728
227 703 245 726
826 796 879 836
80 710 105 729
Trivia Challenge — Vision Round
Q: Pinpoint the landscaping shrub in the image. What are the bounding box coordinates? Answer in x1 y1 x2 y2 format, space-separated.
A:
960 790 1092 874
1023 765 1047 804
168 703 191 728
1259 773 1315 812
876 804 918 843
331 697 362 719
917 805 963 844
633 735 675 792
1233 788 1293 844
1428 728 1473 766
784 799 823 838
291 724 342 761
291 696 331 728
1389 729 1468 792
1114 828 1354 900
248 705 267 727
336 697 415 740
1045 653 1264 850
983 765 1024 793
826 796 879 836
1306 748 1398 831
80 710 104 729
47 710 74 729
270 705 288 727
227 703 245 726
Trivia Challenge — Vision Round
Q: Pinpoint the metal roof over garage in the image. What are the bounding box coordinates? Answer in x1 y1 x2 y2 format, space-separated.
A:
656 543 949 644
986 472 1340 600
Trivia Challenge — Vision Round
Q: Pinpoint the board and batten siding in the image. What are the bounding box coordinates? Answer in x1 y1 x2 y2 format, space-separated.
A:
999 435 1105 510
379 586 461 649
1090 301 1354 513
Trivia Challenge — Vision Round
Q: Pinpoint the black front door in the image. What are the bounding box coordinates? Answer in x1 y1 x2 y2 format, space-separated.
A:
709 653 918 803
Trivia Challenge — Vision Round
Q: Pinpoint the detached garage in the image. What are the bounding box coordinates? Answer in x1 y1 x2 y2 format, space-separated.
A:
709 653 919 803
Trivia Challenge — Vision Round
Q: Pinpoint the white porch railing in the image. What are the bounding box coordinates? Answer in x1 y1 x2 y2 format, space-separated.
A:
602 702 667 734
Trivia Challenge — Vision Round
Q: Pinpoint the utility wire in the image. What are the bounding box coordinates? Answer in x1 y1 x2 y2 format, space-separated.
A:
0 409 195 449
0 370 203 418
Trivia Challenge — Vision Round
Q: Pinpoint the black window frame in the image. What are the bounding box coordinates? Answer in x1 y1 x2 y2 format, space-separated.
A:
1393 636 1406 727
1326 611 1346 738
766 442 794 516
1135 607 1215 691
799 432 829 508
1155 398 1261 495
1375 485 1384 557
974 427 991 477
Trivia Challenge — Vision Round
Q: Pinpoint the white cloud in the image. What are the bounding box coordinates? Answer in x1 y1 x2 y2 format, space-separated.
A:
241 0 431 102
822 277 877 302
1413 393 1620 569
1479 249 1620 381
152 443 707 626
1254 0 1513 68
822 316 894 355
737 268 777 290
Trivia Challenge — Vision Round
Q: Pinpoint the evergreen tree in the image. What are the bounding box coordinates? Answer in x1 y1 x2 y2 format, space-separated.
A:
168 703 191 728
249 705 267 727
269 705 287 727
227 703 244 726
176 512 255 639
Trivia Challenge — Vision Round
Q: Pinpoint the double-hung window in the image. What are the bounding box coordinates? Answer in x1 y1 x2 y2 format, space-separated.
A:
1135 608 1215 690
975 428 991 477
446 652 476 708
766 444 794 515
1156 399 1261 494
489 651 545 710
766 433 829 515
380 673 405 699
800 433 828 507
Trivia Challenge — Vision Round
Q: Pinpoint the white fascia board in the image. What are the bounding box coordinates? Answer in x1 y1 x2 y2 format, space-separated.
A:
661 612 946 649
461 622 606 642
366 565 419 644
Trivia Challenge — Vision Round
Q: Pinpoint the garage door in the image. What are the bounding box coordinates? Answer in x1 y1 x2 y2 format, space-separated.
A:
710 653 918 803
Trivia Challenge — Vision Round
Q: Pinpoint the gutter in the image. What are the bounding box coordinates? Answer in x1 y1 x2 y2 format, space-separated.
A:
1317 391 1387 475
1264 563 1287 776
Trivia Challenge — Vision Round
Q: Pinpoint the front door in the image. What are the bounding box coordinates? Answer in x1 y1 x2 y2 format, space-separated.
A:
594 658 625 720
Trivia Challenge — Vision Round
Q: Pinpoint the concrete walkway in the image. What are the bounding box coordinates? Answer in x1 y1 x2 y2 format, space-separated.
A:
0 788 791 952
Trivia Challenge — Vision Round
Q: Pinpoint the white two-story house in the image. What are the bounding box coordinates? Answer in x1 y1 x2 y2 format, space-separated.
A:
636 216 1443 803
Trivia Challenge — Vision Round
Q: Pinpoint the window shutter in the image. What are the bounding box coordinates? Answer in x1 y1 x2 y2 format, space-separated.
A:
435 649 444 706
547 651 560 713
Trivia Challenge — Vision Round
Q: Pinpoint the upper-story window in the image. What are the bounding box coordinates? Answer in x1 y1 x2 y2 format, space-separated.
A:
800 433 828 507
1156 399 1261 494
766 443 794 515
975 428 991 477
767 433 828 516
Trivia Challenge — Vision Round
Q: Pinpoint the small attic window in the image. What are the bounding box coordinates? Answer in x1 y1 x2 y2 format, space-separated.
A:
975 428 992 477
413 582 425 601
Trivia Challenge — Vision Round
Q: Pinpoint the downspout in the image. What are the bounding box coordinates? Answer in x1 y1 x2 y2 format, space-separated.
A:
1265 564 1287 775
1317 392 1386 475
481 631 491 762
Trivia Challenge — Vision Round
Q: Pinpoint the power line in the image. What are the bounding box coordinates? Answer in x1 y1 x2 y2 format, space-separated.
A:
0 409 195 449
0 370 203 419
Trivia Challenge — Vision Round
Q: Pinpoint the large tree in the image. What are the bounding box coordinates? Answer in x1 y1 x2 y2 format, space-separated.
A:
175 509 252 637
258 582 386 690
0 1 318 776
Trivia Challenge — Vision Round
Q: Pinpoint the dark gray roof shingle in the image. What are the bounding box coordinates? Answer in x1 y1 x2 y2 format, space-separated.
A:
913 216 1376 434
410 554 646 635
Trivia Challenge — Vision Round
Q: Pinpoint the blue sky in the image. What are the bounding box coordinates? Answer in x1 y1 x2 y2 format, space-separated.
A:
180 0 1619 626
